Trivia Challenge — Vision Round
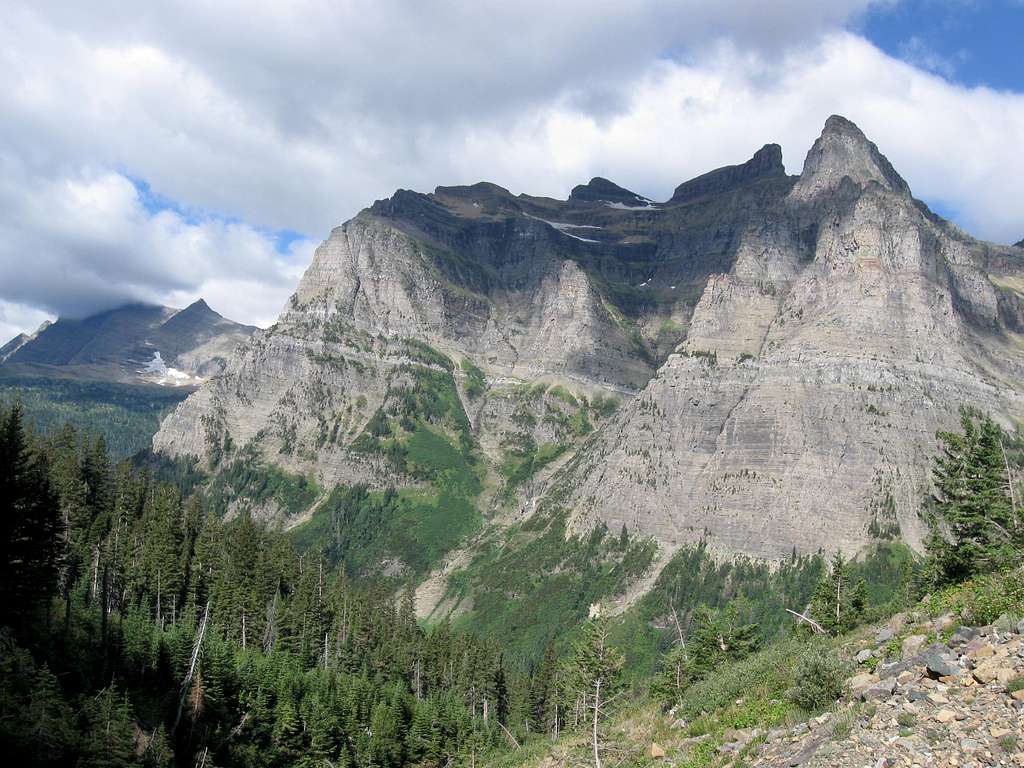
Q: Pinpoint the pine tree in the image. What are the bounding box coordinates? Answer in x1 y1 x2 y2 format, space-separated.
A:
139 484 184 626
807 553 868 635
652 642 689 708
566 613 624 768
529 640 559 735
929 410 1021 582
78 687 141 768
0 403 63 630
683 604 760 678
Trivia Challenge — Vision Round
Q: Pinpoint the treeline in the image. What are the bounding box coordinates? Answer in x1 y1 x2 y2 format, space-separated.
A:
4 402 1021 767
0 404 531 767
651 407 1024 712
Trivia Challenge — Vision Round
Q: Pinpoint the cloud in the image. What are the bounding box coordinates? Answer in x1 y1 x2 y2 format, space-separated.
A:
0 161 313 324
0 1 1022 339
897 35 965 78
438 33 1024 244
0 302 53 351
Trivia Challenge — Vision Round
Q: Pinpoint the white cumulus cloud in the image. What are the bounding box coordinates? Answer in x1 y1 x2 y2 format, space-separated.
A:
0 0 1021 340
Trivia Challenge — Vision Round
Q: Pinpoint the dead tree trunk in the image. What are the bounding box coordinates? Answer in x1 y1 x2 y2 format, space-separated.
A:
173 600 211 735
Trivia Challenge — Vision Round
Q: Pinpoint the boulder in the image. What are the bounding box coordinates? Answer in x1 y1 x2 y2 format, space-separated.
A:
649 743 666 759
847 672 879 696
966 639 995 659
994 613 1018 633
875 628 894 644
855 649 873 664
861 678 897 702
878 656 925 680
950 627 979 646
960 737 981 753
901 635 928 659
924 653 960 679
972 660 1007 684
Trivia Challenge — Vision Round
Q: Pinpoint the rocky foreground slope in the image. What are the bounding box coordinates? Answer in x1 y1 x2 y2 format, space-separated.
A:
750 615 1024 768
153 116 1024 605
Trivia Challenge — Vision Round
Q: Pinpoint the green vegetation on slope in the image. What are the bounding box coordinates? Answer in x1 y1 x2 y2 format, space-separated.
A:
0 403 521 768
442 515 657 662
206 452 321 518
0 376 188 457
293 361 485 579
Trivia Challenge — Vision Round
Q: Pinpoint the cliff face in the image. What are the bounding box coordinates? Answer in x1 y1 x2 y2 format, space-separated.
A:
154 115 1024 578
556 116 1024 559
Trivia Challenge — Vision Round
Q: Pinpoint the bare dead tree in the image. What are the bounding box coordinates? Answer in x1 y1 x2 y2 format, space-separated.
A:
786 607 826 635
174 601 211 735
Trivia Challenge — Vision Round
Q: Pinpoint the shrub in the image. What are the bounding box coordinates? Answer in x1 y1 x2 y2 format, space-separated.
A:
896 711 916 728
927 567 1024 625
460 358 486 400
831 708 856 739
787 645 850 713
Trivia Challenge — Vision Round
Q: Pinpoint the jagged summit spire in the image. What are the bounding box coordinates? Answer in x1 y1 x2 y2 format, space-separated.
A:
669 143 786 204
791 114 910 200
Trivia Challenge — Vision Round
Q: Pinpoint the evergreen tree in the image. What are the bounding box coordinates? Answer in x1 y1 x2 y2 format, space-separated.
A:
0 403 63 630
565 613 624 768
529 641 559 735
652 642 689 709
78 687 141 768
928 410 1021 583
684 604 759 678
807 553 868 635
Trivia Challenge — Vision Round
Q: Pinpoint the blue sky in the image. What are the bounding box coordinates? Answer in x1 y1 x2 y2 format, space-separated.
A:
0 0 1022 341
861 0 1024 91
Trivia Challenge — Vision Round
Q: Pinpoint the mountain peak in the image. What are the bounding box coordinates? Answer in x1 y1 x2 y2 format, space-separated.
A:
792 114 910 200
669 143 787 204
1015 238 1023 249
568 177 650 206
177 298 218 318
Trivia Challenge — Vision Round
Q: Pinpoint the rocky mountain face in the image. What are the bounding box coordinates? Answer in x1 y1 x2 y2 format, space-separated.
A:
153 116 1024 613
1 299 257 387
0 320 52 363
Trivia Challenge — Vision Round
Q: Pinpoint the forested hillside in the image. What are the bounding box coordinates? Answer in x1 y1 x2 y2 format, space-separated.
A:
0 403 521 767
1 403 1020 767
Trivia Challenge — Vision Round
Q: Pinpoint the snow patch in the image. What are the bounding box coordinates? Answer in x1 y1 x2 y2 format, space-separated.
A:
563 232 600 243
602 200 658 210
525 214 602 243
141 351 200 387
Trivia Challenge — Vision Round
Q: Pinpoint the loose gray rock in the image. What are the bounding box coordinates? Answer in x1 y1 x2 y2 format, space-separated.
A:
861 678 897 702
924 654 959 679
950 627 979 646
